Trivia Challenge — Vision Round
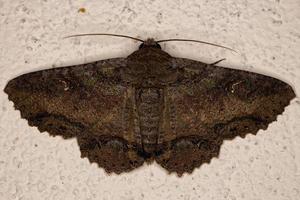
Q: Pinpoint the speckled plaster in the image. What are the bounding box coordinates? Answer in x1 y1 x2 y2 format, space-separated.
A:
0 0 300 200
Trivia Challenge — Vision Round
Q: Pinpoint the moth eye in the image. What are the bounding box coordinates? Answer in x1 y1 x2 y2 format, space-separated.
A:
138 43 144 49
155 43 162 49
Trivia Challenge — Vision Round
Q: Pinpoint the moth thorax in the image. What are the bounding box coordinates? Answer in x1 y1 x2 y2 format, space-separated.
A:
126 47 173 83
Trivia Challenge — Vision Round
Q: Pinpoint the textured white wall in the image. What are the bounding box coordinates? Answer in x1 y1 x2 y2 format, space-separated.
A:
0 0 299 200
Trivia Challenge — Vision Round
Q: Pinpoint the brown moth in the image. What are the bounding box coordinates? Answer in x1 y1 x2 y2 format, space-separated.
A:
4 34 295 176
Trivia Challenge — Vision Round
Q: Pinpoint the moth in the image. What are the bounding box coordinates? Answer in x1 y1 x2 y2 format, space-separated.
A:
4 34 295 176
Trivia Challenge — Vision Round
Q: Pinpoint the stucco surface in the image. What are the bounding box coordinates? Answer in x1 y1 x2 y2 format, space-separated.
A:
0 0 299 200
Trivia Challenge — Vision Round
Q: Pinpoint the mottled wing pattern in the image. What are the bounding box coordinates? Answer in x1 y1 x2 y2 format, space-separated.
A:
4 58 144 174
156 58 295 175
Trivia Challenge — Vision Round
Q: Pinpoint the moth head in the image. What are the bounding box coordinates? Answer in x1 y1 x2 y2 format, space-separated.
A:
139 38 162 49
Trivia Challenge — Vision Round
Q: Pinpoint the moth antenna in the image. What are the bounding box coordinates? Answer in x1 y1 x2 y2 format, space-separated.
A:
157 39 237 53
63 33 144 42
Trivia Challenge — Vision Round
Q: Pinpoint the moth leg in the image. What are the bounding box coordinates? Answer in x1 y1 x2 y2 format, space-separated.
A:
156 137 221 176
77 135 144 174
210 58 226 66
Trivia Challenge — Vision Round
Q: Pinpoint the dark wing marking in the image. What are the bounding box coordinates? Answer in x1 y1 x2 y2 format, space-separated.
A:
156 58 296 176
4 58 144 174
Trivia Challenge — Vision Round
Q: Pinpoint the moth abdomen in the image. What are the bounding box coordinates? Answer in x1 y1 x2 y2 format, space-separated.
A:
136 88 164 154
